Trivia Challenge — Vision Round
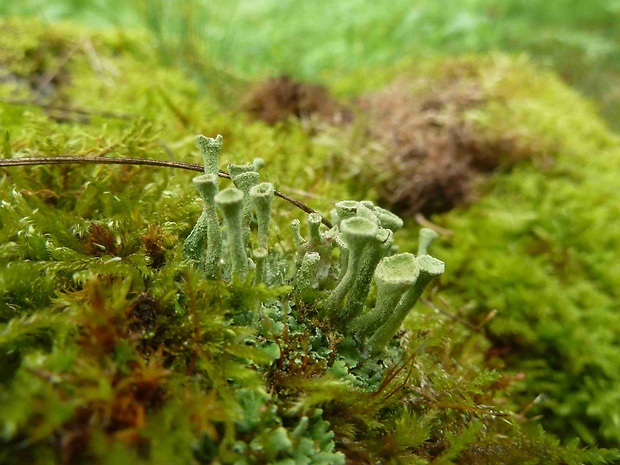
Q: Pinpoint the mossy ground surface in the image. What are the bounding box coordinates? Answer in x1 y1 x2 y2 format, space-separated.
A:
1 18 620 465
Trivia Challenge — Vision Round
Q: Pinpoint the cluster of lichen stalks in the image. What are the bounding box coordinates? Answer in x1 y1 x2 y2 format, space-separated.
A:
184 134 444 354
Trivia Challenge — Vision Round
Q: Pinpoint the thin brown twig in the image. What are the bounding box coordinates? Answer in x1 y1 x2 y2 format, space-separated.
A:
0 155 333 228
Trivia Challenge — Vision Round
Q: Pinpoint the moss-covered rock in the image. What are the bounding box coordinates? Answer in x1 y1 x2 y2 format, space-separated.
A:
1 17 619 465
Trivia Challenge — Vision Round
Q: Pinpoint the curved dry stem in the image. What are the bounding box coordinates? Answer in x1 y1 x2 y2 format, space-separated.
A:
0 155 332 228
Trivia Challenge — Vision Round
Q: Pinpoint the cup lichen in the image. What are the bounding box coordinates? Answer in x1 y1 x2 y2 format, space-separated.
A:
196 134 223 176
323 216 379 325
250 182 275 251
350 252 419 341
184 136 445 356
215 187 249 281
367 253 445 352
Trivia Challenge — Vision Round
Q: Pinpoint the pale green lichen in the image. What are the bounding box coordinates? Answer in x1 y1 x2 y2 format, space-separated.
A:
350 252 419 341
215 187 249 281
250 182 275 251
334 200 358 223
367 252 445 353
252 157 265 172
417 227 439 255
374 205 404 232
253 247 268 285
291 219 303 247
230 169 260 245
190 173 222 279
342 227 393 322
307 212 323 247
295 251 321 299
196 134 223 176
228 163 256 179
323 216 379 325
355 202 379 223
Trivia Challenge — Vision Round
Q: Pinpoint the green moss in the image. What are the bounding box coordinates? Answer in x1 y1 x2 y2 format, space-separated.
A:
1 17 618 465
387 55 620 446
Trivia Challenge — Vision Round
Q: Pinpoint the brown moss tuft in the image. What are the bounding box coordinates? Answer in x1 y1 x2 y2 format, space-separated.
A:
244 75 351 125
244 68 543 217
357 74 538 216
140 224 176 269
82 222 141 258
83 223 120 257
49 280 171 465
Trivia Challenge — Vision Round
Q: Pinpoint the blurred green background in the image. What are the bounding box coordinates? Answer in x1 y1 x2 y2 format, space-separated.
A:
2 0 619 129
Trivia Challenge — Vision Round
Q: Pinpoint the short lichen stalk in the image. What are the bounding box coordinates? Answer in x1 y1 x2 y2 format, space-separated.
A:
183 205 209 263
183 135 223 270
341 227 393 324
294 212 333 284
417 227 439 255
291 219 303 247
295 251 321 300
215 187 249 282
250 182 275 251
191 174 222 279
253 248 268 284
229 166 260 245
366 231 444 353
308 212 323 248
308 212 333 281
323 217 378 326
294 213 326 259
251 182 275 283
350 253 419 340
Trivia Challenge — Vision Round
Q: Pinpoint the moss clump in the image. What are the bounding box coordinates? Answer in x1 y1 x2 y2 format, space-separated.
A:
370 55 620 447
243 75 351 125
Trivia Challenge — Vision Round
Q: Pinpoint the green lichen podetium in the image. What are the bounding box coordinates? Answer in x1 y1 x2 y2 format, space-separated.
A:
323 216 379 325
342 226 393 325
367 253 445 353
183 135 224 272
196 134 223 176
192 174 222 279
350 252 419 341
229 169 260 245
295 251 321 299
252 247 268 285
250 182 275 251
215 187 249 282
